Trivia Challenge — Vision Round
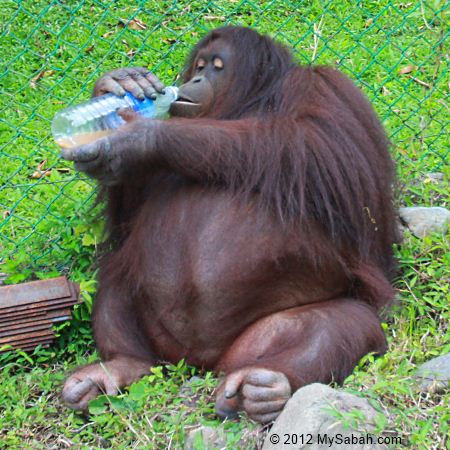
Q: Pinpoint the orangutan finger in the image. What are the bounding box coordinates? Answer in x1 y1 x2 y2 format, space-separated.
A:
61 142 100 162
96 76 126 97
223 370 247 399
243 398 287 416
62 378 95 404
245 369 288 387
242 384 288 402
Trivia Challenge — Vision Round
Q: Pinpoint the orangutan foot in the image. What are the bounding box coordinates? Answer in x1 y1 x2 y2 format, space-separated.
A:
215 367 291 423
61 357 151 411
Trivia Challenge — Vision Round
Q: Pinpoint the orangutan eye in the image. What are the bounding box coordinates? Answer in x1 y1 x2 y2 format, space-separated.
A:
196 58 206 71
213 57 224 70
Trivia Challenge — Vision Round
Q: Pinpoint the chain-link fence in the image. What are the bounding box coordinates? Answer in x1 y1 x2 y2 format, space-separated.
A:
0 0 448 273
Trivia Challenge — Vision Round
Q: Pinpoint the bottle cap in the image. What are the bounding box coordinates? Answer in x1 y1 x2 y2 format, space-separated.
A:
164 86 179 100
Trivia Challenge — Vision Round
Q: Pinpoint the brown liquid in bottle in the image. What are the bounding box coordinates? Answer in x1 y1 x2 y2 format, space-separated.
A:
56 129 113 148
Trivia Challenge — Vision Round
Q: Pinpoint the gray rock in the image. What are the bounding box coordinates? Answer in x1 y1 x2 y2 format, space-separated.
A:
263 384 388 450
415 353 450 393
179 376 203 407
424 172 445 183
399 206 450 237
410 172 447 186
184 425 263 450
184 426 227 450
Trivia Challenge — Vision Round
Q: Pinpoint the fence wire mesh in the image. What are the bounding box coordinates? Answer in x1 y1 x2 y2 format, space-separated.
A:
0 0 448 273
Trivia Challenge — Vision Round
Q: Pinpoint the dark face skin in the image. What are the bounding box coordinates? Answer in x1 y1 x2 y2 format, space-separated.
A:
170 40 232 117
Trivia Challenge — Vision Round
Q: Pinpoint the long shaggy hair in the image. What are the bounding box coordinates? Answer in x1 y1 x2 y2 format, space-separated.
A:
101 26 399 309
180 27 398 274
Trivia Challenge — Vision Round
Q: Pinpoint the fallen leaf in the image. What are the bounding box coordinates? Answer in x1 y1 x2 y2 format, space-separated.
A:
30 70 55 88
409 76 431 89
31 160 52 178
119 18 147 30
102 30 114 38
399 65 416 75
37 160 47 171
31 170 52 179
130 18 147 30
204 15 225 21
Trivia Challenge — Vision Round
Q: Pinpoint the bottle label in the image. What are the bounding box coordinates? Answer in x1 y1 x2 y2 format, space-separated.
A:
125 92 156 118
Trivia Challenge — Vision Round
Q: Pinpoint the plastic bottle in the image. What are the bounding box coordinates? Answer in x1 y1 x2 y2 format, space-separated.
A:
52 86 179 148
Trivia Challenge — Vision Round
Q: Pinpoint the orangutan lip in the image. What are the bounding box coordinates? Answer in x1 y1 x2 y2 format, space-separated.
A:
175 96 199 105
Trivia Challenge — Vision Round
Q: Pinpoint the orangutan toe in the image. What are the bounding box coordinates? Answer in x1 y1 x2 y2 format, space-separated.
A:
62 376 100 411
215 367 291 423
61 363 120 411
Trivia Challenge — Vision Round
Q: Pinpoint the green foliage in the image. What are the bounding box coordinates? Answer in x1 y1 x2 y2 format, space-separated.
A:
0 359 258 449
0 1 448 449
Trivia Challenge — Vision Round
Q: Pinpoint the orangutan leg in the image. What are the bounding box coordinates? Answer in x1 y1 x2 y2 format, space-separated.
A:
215 298 386 423
62 282 154 411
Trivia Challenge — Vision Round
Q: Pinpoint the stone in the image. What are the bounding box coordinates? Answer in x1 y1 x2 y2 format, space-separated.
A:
263 383 388 450
409 172 447 186
179 376 203 407
184 426 227 450
184 425 263 450
399 206 450 237
415 353 450 393
424 172 445 183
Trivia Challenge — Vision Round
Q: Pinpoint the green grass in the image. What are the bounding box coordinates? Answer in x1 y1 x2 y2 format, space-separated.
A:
0 1 448 449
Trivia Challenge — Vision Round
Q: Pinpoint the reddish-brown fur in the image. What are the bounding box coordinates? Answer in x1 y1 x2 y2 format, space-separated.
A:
63 27 398 420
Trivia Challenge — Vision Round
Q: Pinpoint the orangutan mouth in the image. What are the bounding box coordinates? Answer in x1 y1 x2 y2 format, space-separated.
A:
175 95 200 105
